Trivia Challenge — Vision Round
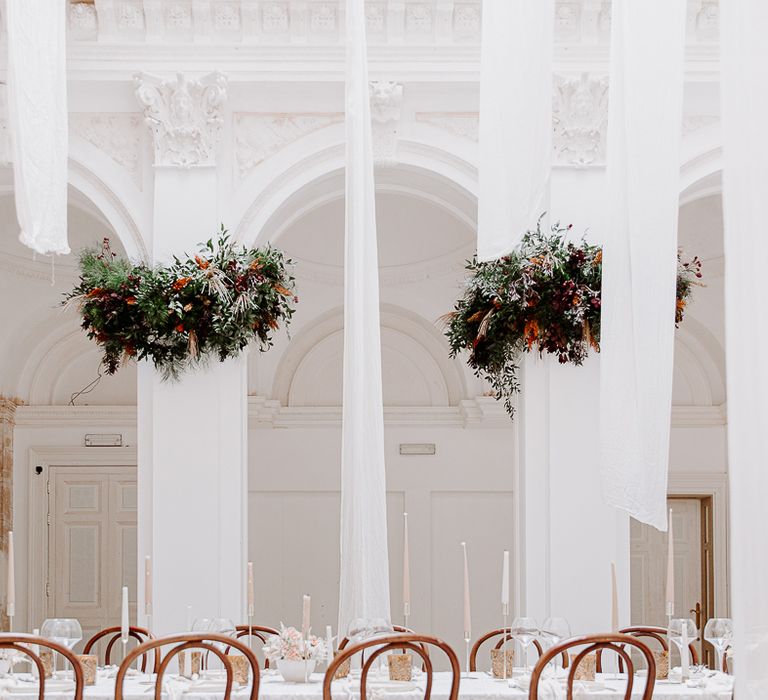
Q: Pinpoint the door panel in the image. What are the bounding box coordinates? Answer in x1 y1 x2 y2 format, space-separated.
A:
49 466 137 647
630 498 703 659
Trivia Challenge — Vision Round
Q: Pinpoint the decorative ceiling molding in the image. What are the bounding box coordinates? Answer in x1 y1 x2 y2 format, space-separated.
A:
682 115 720 137
70 113 144 187
415 112 479 143
134 71 228 167
233 112 344 181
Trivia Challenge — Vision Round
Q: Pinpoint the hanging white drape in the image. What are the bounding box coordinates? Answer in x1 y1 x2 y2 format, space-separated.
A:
338 0 391 637
5 0 69 255
598 0 686 531
721 2 768 692
477 0 554 261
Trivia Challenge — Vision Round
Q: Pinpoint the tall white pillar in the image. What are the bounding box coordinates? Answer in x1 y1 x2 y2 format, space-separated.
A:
135 73 247 634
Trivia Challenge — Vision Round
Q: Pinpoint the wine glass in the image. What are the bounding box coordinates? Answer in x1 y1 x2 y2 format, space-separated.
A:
704 618 733 672
41 618 83 675
540 617 570 672
511 617 539 673
668 618 697 672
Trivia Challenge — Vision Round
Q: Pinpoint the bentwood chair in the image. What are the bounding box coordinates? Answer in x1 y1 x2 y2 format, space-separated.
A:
324 634 460 700
530 634 656 700
226 625 278 668
469 628 569 671
83 625 159 672
337 625 430 670
115 634 260 700
0 634 85 700
594 626 699 673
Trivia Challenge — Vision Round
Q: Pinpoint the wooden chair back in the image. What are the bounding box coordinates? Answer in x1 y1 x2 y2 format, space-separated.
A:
114 633 259 700
83 625 159 672
530 633 656 700
226 625 278 668
324 633 459 700
469 628 568 671
0 634 85 700
595 626 698 672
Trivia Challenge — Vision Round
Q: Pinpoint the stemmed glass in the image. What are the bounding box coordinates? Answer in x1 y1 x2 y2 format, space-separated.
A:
704 618 733 672
668 618 697 674
41 618 82 676
539 617 570 674
511 617 539 674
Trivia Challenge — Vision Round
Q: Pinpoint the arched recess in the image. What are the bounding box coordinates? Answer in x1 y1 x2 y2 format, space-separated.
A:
231 123 477 248
68 134 149 261
272 304 467 407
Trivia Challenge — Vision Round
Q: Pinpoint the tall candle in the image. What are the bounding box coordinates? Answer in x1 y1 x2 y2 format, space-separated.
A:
301 594 311 638
403 513 411 619
610 562 619 633
665 508 675 617
6 531 14 618
121 586 129 641
501 550 510 611
461 542 471 641
247 562 255 616
681 622 689 679
144 556 152 615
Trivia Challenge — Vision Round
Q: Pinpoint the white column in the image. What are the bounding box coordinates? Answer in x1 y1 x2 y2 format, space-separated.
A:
135 73 247 635
517 355 630 633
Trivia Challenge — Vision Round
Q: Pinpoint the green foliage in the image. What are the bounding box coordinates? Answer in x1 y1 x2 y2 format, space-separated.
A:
63 228 297 379
445 220 702 417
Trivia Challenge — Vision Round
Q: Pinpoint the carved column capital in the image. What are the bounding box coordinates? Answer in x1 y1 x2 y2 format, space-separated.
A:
369 80 403 166
134 71 228 168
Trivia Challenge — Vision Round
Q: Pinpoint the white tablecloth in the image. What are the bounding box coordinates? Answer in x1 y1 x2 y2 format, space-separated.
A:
0 669 733 700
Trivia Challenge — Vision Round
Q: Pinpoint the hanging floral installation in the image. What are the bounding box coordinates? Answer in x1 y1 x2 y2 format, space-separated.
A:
444 221 702 416
63 227 297 379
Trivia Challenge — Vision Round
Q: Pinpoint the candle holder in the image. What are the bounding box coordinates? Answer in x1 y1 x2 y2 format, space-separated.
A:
463 637 471 679
404 602 410 631
248 603 254 658
496 605 508 682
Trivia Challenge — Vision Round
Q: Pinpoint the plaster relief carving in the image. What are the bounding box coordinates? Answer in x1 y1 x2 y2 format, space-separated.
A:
370 81 403 165
415 112 479 142
135 72 228 168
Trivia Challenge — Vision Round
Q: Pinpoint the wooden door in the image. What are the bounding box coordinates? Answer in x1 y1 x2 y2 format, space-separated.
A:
48 466 137 648
630 498 707 661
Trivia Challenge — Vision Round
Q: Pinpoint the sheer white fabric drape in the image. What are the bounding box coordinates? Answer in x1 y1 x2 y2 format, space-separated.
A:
338 0 391 637
5 0 69 255
720 2 768 692
598 0 686 531
477 0 554 261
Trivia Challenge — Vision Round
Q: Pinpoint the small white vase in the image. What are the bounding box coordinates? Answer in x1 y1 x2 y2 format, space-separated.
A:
277 658 317 683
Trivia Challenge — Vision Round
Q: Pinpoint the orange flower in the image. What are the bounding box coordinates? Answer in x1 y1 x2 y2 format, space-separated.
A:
572 295 581 306
173 277 191 291
676 298 686 312
126 296 137 305
524 319 540 350
249 260 263 272
194 255 210 270
86 288 102 298
274 284 292 296
175 323 185 333
593 250 603 265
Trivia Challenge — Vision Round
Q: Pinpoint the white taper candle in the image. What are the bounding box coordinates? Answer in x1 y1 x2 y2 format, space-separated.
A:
247 562 255 616
403 513 411 619
301 594 311 638
461 542 471 641
6 531 14 619
501 550 509 610
121 585 129 641
610 562 619 633
665 508 675 617
144 556 152 615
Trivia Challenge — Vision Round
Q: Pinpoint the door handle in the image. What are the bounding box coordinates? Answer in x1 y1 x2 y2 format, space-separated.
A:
689 602 702 630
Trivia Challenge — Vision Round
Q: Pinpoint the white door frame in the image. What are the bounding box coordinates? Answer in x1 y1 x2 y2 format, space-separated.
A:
667 471 729 617
27 446 138 630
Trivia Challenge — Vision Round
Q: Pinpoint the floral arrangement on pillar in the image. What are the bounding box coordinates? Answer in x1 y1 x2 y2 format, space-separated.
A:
63 227 297 379
444 221 702 416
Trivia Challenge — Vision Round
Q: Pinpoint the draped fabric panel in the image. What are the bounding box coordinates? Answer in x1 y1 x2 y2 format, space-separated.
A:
338 0 391 637
720 2 768 692
598 0 686 531
477 0 554 262
5 0 69 255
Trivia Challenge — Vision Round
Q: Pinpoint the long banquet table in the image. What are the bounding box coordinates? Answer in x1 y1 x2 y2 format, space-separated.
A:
1 669 734 700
